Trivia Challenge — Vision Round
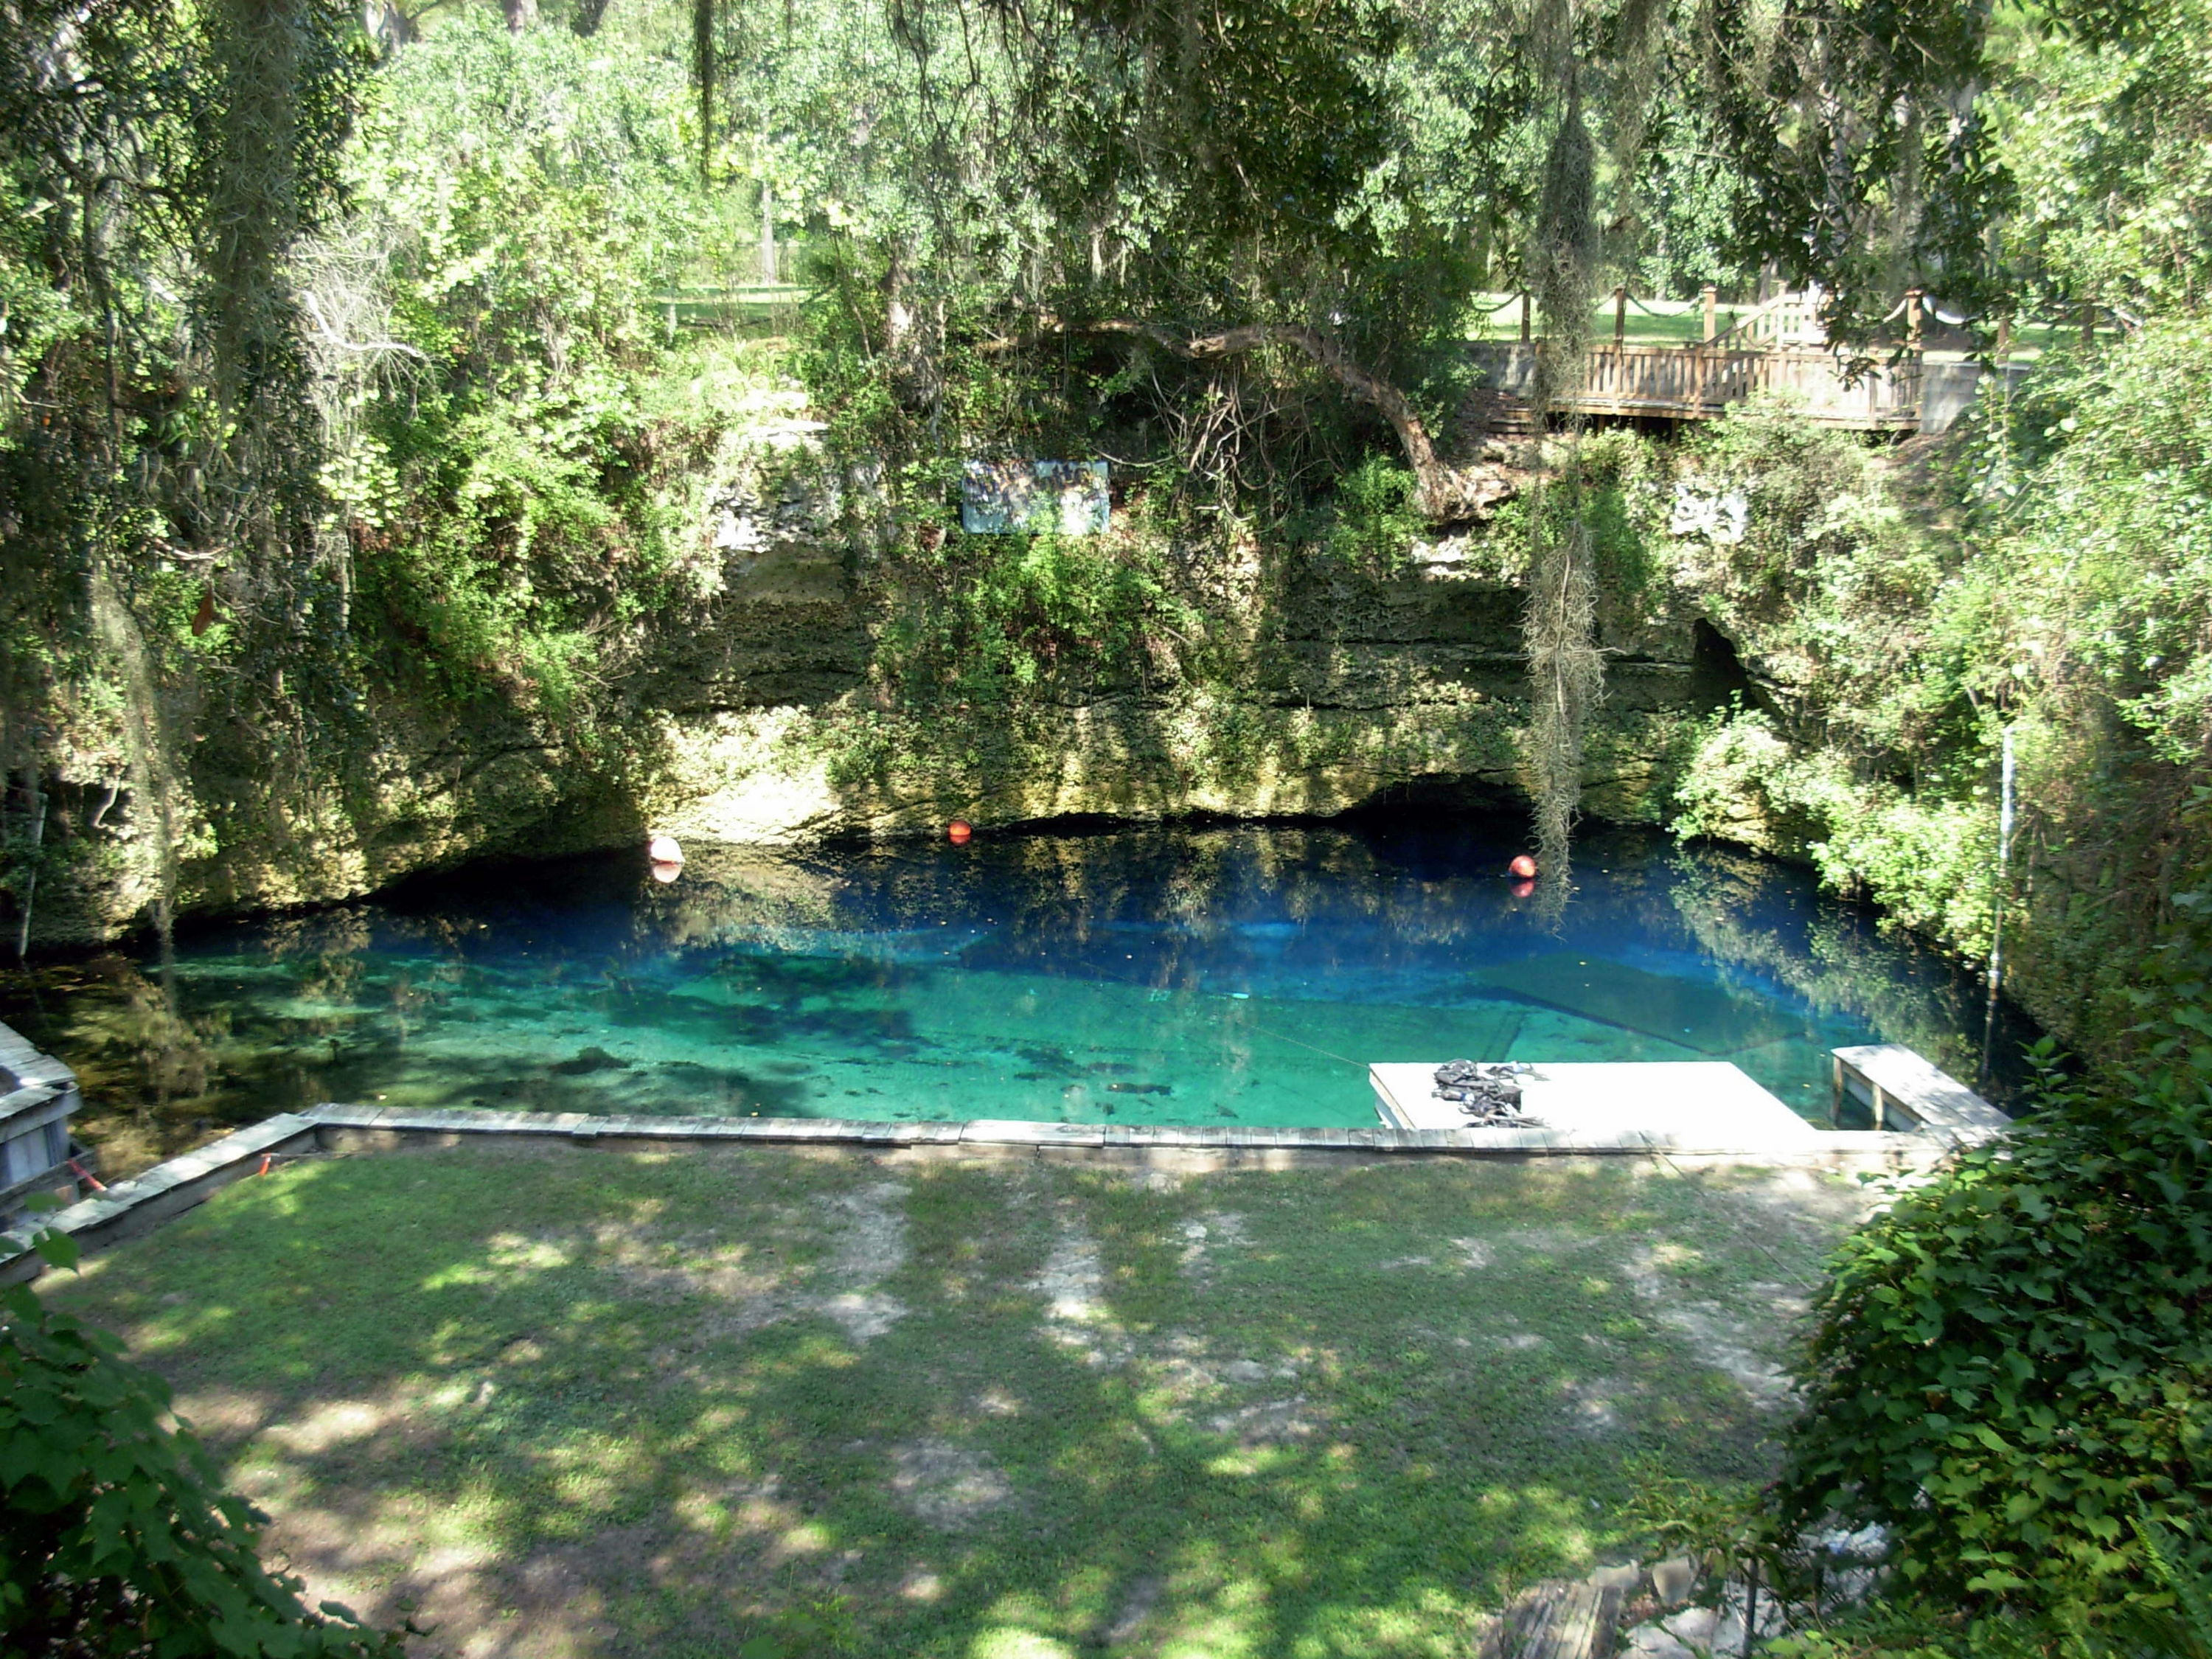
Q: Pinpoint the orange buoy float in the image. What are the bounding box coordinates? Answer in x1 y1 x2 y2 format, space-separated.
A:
947 819 973 846
1509 854 1538 879
647 831 684 865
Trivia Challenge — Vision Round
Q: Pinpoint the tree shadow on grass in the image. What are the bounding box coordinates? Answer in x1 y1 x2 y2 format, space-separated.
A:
42 1147 1840 1658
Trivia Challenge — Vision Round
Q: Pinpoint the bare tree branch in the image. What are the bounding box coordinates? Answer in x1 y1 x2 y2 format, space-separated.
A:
990 316 1520 521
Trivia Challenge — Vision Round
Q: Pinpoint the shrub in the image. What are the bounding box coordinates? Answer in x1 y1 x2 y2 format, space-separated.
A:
1772 947 2212 1610
1320 455 1424 571
0 1229 405 1656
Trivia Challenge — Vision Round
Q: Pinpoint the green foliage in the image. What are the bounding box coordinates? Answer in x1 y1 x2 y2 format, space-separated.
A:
334 12 708 723
0 1276 405 1655
1672 707 2006 953
1972 319 2212 768
1622 1451 1760 1565
1700 0 2011 338
873 518 1191 703
1759 1518 2212 1659
1986 0 2212 319
1679 400 1954 748
1773 975 2212 1608
1321 457 1425 572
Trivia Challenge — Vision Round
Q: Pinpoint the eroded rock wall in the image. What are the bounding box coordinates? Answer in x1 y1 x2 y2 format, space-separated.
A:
31 431 1739 945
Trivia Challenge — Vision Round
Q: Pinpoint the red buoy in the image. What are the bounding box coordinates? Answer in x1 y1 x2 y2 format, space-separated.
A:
1509 854 1538 879
947 819 973 846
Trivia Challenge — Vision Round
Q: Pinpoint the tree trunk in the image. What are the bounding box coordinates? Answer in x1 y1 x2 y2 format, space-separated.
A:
757 178 776 285
571 0 609 35
503 0 536 33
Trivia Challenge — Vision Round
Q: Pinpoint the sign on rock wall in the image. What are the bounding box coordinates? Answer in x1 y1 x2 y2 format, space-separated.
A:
961 460 1110 535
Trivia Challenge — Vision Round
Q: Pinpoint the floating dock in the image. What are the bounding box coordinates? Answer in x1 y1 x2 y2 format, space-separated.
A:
1830 1043 2011 1135
1373 1047 2006 1154
1369 1061 1823 1151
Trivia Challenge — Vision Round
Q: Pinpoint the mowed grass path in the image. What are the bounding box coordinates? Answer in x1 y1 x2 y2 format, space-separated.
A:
41 1147 1868 1659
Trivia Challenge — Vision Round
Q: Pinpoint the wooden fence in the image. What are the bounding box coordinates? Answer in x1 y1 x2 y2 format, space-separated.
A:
1470 286 1934 431
1571 342 1924 427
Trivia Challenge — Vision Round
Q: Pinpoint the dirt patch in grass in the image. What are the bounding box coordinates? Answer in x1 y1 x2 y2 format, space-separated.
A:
44 1145 1881 1658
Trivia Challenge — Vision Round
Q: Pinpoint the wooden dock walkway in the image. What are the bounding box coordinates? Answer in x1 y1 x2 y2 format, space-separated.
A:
1469 288 1997 434
1830 1043 2008 1135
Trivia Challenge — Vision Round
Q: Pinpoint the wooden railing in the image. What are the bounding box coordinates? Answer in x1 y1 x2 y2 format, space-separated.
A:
1573 342 1923 425
1470 338 1926 430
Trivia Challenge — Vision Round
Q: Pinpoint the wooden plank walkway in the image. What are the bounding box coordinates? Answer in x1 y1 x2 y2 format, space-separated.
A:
1476 1573 1627 1659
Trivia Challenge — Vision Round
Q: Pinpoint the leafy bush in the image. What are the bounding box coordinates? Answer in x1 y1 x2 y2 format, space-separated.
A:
1672 707 2004 955
1321 456 1424 571
1763 1516 2212 1659
1 1231 403 1655
333 13 707 723
875 518 1190 699
1773 953 2212 1610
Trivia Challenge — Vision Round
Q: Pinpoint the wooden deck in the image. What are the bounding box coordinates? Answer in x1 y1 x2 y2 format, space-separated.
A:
1470 341 1928 431
1470 287 1969 431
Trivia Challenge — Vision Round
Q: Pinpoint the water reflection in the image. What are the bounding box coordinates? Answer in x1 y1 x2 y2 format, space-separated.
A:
0 818 2033 1178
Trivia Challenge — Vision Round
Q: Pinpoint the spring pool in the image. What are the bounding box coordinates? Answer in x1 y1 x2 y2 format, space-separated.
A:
7 818 2027 1164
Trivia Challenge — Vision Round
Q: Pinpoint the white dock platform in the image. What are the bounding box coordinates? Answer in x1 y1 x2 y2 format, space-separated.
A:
1831 1043 2008 1139
1369 1061 1823 1152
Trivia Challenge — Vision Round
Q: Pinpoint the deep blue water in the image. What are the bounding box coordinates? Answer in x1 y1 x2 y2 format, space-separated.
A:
5 817 2030 1149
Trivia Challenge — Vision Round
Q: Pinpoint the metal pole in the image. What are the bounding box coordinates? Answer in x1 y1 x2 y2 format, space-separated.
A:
1980 726 2017 1088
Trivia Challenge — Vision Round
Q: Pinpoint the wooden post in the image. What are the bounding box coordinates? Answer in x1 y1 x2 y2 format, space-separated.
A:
1519 291 1531 344
1906 288 1923 351
1701 283 1717 341
759 177 776 285
1613 285 1627 345
2080 301 2096 348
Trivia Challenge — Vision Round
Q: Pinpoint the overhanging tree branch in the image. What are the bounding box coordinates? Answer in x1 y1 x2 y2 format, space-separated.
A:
992 317 1519 522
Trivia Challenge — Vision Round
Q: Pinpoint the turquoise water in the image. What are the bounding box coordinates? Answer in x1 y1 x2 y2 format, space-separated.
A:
7 818 2025 1147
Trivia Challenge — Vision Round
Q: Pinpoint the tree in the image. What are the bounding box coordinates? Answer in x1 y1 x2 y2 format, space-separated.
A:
1 1226 408 1654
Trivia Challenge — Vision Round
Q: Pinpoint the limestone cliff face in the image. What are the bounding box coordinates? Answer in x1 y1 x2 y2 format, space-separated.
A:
636 485 1739 848
32 432 1741 945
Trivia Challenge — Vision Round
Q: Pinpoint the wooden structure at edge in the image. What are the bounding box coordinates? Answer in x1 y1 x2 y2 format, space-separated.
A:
1472 288 1966 432
0 1017 92 1222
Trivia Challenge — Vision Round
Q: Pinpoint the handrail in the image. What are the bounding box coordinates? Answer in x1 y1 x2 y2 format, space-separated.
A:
1705 291 1809 352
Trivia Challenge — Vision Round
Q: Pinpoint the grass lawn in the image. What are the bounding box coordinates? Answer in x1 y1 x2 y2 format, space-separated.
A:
41 1145 1871 1659
1465 293 1736 348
